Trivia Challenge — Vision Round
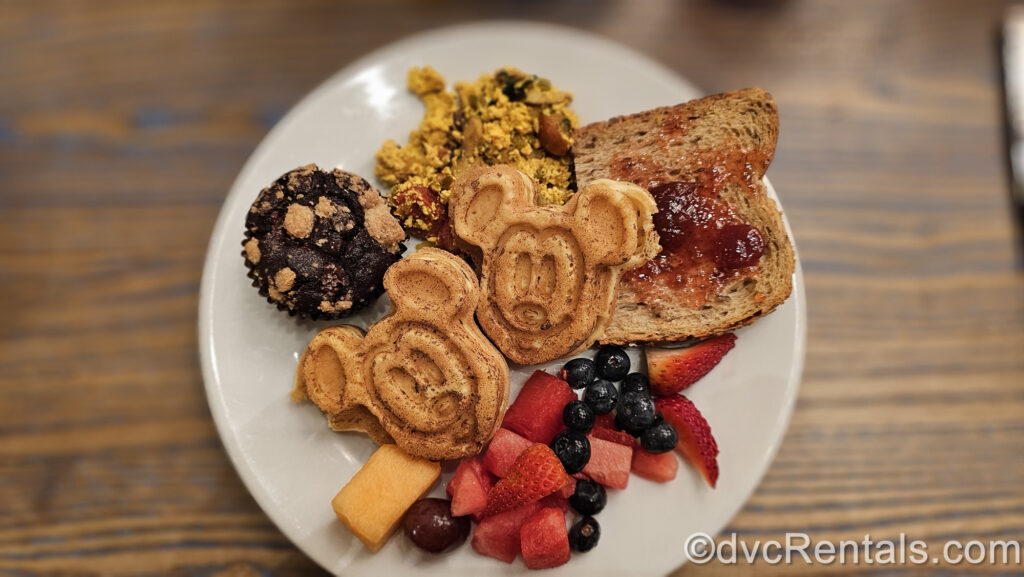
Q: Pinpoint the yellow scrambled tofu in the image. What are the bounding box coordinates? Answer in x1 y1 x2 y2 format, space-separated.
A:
375 67 578 244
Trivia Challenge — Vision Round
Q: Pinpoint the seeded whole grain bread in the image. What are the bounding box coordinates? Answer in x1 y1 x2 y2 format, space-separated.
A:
573 88 795 344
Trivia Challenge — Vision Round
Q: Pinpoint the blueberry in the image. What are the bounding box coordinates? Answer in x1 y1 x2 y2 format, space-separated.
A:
560 358 597 389
583 379 618 415
563 400 595 432
594 346 630 381
621 411 663 437
616 391 656 433
641 421 679 454
550 429 591 474
620 372 650 396
569 516 601 553
615 411 642 437
569 478 606 515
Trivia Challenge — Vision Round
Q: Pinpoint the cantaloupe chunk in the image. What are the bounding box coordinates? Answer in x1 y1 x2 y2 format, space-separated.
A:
331 444 441 552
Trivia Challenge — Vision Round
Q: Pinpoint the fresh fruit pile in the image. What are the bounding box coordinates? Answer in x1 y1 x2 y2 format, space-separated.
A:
396 334 735 567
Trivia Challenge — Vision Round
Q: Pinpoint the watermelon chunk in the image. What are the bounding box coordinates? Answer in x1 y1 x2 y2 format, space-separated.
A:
590 425 636 447
446 456 495 517
502 370 577 444
471 501 543 563
583 435 633 489
593 413 616 430
482 428 534 478
520 507 571 570
538 492 570 513
631 447 679 483
591 412 638 446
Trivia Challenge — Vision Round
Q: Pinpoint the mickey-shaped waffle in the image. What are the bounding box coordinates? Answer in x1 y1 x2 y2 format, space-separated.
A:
292 248 510 460
449 165 660 365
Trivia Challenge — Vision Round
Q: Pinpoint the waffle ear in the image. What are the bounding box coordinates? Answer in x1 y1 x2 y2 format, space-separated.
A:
298 325 365 415
449 165 536 251
571 179 658 267
383 248 479 325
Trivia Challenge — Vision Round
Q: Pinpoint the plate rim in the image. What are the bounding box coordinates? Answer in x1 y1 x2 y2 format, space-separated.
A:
198 19 806 575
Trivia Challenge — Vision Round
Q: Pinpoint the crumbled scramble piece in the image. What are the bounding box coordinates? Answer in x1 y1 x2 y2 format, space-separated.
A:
375 66 578 246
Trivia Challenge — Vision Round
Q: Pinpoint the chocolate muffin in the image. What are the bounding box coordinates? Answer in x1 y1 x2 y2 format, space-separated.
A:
242 164 406 320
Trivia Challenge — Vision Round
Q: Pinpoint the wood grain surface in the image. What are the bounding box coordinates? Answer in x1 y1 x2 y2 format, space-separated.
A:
2 0 1022 575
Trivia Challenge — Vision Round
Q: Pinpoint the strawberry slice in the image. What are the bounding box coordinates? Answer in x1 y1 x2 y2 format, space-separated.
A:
483 444 569 517
646 333 737 395
655 395 719 487
558 476 576 499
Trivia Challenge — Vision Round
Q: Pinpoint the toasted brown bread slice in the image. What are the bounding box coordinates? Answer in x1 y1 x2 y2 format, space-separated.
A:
573 88 795 344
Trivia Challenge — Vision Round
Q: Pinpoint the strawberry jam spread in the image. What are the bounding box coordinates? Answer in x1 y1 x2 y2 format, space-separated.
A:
615 149 768 308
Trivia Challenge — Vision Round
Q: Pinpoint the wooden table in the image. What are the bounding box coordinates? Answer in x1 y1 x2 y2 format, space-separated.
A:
3 1 1022 575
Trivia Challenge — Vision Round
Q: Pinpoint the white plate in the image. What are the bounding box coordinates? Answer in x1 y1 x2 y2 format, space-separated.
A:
199 21 805 577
